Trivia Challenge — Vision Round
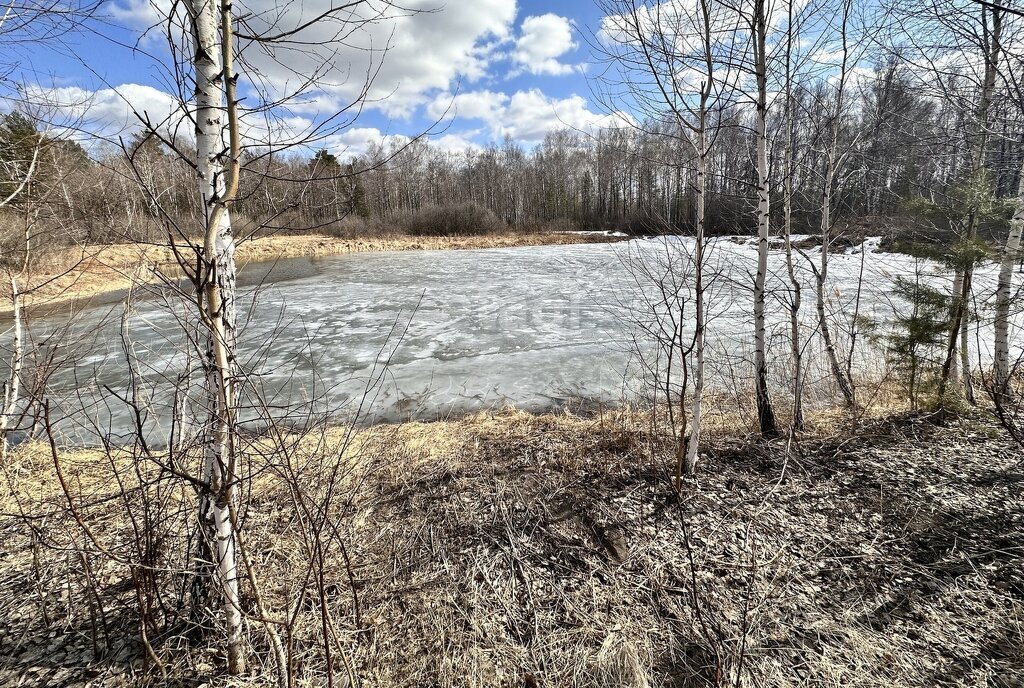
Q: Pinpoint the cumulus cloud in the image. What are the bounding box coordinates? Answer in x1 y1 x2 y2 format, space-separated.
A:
429 88 632 143
426 90 509 122
320 128 480 159
500 89 629 140
322 126 411 158
512 13 581 76
110 0 517 118
24 80 402 159
430 132 483 155
21 83 188 143
32 4 632 154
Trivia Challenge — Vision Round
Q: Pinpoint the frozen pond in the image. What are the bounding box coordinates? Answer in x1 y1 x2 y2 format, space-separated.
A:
6 236 1022 444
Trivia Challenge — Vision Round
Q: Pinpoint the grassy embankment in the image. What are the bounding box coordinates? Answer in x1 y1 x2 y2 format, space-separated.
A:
1 393 1021 686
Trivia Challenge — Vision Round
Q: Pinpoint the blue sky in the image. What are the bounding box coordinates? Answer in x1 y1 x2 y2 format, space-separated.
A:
11 0 630 157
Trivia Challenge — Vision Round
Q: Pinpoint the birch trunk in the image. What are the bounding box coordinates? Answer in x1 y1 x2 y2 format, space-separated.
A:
683 131 707 476
994 172 1024 396
677 1 718 475
753 0 778 437
0 143 40 461
783 0 802 430
817 164 855 407
190 0 243 674
1 278 22 462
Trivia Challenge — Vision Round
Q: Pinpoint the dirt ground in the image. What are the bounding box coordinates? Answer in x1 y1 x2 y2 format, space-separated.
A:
0 406 1021 687
0 231 619 317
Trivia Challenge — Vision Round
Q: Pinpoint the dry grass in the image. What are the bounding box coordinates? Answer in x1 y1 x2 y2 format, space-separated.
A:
1 404 1022 687
0 231 620 317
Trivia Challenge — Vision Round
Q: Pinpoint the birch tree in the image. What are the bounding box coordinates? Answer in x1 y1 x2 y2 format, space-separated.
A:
882 0 1010 403
684 4 713 476
596 0 738 476
751 0 779 436
993 168 1023 397
991 1 1024 399
104 0 423 676
0 116 41 461
185 0 245 673
0 0 98 463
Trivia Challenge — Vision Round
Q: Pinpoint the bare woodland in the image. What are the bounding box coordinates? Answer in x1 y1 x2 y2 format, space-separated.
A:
1 0 1024 686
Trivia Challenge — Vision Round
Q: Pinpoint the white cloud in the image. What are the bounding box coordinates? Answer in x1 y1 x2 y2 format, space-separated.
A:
512 13 581 76
430 132 482 155
501 89 629 141
429 88 633 143
323 128 481 159
21 83 187 143
111 0 517 118
323 126 410 158
31 4 635 155
598 0 702 48
25 80 400 158
426 90 509 122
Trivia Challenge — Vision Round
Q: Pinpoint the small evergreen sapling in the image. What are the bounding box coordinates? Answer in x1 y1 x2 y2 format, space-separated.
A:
880 266 951 409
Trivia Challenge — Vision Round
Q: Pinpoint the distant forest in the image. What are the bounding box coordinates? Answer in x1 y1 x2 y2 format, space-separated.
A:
3 58 1024 251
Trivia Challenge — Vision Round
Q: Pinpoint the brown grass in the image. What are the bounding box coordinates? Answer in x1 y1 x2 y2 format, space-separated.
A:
2 404 1021 687
0 231 621 317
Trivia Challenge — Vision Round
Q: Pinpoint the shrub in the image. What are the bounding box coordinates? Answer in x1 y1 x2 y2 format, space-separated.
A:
320 213 387 238
396 203 504 236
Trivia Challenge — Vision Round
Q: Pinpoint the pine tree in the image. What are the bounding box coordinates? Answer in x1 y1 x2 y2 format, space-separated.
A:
884 271 951 409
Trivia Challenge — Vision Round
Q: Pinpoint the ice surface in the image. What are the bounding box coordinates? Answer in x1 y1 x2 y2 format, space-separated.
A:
6 236 1022 444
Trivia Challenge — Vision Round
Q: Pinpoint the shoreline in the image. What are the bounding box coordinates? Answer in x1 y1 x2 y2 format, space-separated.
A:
0 231 625 319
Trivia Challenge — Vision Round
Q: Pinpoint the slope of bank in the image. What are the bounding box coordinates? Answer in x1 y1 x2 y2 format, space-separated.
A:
0 231 623 318
1 407 1020 686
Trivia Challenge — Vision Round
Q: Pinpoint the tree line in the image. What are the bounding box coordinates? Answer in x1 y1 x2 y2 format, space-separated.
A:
4 55 1024 253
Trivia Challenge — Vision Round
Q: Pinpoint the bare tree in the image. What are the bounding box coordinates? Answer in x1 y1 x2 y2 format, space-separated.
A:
812 0 858 408
750 0 779 436
595 0 739 475
186 0 245 672
781 0 805 430
0 117 40 461
109 0 424 677
993 157 1024 399
937 0 1004 402
0 0 99 460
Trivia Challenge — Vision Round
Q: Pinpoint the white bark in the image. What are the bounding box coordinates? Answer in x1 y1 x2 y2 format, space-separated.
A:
817 165 855 407
815 0 856 409
0 135 40 461
782 3 802 430
1 278 22 462
994 172 1024 396
753 0 777 436
190 0 243 674
683 131 707 476
680 0 715 476
784 204 803 426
